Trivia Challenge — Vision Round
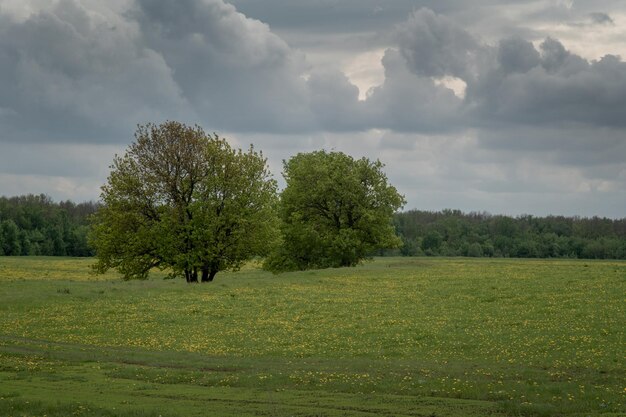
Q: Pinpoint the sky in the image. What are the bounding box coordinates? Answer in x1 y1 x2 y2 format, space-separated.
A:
0 0 625 217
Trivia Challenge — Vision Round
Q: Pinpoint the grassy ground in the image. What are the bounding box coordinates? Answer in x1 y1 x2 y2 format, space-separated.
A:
0 256 624 416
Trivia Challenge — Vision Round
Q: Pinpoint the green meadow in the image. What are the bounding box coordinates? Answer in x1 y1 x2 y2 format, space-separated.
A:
0 257 624 416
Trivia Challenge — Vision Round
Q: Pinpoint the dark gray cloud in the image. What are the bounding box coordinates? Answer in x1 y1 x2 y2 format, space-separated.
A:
394 8 484 80
589 12 614 25
0 142 118 177
227 0 437 34
475 125 626 165
0 0 319 143
0 0 190 143
227 0 536 34
131 0 315 133
362 49 463 132
467 39 626 128
2 1 625 141
564 11 616 28
0 0 625 216
497 37 541 74
306 68 363 130
390 9 626 131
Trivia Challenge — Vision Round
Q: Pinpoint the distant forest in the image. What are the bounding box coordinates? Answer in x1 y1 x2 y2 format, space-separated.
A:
388 209 626 260
1 195 625 259
0 195 98 257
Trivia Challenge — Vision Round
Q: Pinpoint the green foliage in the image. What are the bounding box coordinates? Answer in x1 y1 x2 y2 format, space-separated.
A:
421 230 442 253
0 194 98 257
1 219 20 255
90 121 279 282
467 242 483 257
266 150 405 271
392 210 626 259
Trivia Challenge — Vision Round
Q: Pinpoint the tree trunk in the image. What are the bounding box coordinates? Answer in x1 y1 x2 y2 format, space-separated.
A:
186 268 198 283
201 265 218 282
208 269 217 282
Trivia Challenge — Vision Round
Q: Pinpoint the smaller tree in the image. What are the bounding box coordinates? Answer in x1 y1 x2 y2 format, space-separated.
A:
266 150 405 271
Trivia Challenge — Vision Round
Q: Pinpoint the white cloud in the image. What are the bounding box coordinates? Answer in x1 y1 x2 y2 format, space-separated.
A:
343 48 386 100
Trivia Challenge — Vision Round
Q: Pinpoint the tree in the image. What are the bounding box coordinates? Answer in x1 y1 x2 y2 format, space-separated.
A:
467 242 483 257
421 230 442 253
89 121 279 282
1 219 21 256
266 150 405 271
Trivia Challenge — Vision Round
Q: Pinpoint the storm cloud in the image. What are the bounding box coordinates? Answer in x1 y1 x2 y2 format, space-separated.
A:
0 0 190 143
2 2 626 138
467 38 626 128
0 0 624 216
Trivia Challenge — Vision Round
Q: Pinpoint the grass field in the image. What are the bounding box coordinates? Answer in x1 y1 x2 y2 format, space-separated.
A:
0 257 624 416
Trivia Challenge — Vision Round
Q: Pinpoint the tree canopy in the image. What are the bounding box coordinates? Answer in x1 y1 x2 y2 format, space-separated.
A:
390 209 626 259
90 121 278 282
266 150 405 271
0 194 97 256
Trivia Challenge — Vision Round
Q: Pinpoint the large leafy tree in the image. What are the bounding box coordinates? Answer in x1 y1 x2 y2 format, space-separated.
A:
266 150 405 271
90 121 278 282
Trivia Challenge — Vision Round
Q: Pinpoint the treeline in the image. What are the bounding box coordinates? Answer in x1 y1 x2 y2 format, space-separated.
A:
0 194 98 256
388 209 626 259
2 195 626 260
